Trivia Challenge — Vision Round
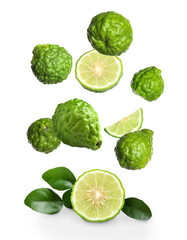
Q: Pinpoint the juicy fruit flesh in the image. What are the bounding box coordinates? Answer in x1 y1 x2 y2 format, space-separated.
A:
89 59 106 77
71 170 125 222
105 108 143 138
85 185 109 207
76 50 122 92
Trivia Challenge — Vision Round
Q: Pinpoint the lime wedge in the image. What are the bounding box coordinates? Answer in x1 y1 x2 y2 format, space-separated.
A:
71 169 125 222
75 50 123 92
104 108 143 138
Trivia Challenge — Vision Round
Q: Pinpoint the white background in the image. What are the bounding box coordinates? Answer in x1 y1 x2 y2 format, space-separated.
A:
1 0 187 239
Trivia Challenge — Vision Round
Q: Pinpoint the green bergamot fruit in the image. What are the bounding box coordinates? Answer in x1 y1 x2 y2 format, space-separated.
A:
131 66 164 101
71 169 125 222
27 118 61 153
87 11 133 56
115 129 153 170
31 44 72 84
52 99 102 150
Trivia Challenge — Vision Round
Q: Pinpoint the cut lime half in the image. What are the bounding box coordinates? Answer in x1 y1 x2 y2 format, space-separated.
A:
104 108 143 138
75 50 123 92
71 169 125 222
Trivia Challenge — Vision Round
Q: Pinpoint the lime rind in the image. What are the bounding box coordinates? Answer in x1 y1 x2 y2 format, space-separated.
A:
71 169 125 222
75 50 123 93
104 108 143 138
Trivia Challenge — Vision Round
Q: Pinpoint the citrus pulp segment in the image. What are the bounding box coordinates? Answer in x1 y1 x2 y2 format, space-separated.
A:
104 108 143 138
75 50 123 92
71 169 125 222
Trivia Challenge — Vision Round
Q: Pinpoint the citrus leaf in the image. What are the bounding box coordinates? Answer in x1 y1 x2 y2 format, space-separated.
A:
42 167 76 190
24 188 63 214
122 197 152 220
62 189 72 209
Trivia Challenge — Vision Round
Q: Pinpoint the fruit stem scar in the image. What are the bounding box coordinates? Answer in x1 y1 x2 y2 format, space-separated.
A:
96 141 101 146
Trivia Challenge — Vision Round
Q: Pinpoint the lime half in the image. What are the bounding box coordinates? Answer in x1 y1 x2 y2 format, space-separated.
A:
71 169 125 222
104 108 143 138
75 50 123 92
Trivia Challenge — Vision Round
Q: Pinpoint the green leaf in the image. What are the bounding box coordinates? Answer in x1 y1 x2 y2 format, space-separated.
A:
122 197 152 220
24 188 63 214
62 189 72 209
42 167 76 190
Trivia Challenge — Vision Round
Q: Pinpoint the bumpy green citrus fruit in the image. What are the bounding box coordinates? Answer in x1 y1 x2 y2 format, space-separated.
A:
27 118 61 153
52 99 102 150
71 169 125 222
115 129 153 170
31 44 72 84
87 11 133 56
131 66 164 101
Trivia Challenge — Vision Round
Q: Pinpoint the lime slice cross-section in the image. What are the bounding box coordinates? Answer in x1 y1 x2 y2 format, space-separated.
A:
75 50 123 92
71 169 125 222
104 108 143 138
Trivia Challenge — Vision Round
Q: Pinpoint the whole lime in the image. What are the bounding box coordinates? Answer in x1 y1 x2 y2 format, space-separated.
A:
52 99 102 150
87 11 133 56
131 66 164 101
115 129 153 170
27 118 61 153
31 44 72 84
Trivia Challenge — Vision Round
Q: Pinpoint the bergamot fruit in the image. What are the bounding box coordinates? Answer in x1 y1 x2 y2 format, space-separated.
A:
104 108 143 138
52 99 102 150
131 66 164 101
27 118 61 153
31 44 72 84
87 11 133 56
75 50 123 92
115 129 153 170
71 169 125 222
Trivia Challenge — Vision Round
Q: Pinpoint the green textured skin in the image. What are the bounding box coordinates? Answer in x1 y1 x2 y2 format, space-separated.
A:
31 44 72 84
52 99 102 150
87 11 133 56
115 129 153 170
131 66 164 101
27 118 61 153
